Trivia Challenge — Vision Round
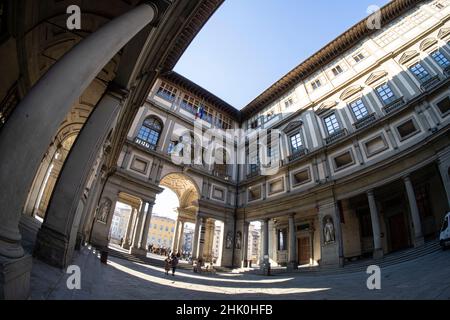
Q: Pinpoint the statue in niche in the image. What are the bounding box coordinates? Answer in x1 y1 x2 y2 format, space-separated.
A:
225 231 233 249
97 199 111 224
235 231 242 249
323 216 335 244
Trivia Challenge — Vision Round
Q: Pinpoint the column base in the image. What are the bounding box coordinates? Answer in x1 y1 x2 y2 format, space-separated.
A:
413 236 425 248
0 254 32 300
129 247 147 257
34 225 73 269
260 260 271 276
287 261 298 270
122 242 131 250
372 248 384 259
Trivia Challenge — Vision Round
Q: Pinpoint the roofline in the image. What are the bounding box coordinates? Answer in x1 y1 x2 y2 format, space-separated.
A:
161 71 241 120
240 0 425 119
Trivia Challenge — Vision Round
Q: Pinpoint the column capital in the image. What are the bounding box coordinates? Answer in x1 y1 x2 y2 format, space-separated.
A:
402 174 412 182
288 213 296 219
366 189 375 197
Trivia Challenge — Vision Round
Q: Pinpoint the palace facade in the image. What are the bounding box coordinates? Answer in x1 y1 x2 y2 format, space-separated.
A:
0 0 449 299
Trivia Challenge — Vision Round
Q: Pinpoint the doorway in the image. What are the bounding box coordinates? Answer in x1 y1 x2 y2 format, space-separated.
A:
297 236 311 265
388 212 410 252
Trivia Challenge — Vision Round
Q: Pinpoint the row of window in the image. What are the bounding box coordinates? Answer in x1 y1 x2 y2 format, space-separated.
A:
156 82 233 130
151 223 175 232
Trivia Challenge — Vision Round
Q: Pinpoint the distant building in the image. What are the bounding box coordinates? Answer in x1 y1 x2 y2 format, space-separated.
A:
147 215 176 249
248 224 261 263
110 207 131 243
182 225 194 253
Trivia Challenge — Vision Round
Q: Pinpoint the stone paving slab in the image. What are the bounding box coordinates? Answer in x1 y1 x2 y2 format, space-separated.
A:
30 246 450 300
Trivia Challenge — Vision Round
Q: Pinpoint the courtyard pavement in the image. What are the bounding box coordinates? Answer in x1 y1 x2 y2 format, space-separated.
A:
30 246 450 300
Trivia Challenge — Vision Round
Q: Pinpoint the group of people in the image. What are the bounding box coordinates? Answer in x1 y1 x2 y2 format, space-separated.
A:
147 244 169 256
164 253 179 276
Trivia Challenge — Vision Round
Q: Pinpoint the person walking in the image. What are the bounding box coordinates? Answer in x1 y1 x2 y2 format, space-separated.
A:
164 256 171 276
171 253 179 276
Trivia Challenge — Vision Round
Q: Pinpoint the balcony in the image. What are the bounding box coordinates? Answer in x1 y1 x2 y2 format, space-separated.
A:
353 113 377 130
212 168 231 181
420 75 441 91
383 97 405 114
134 137 157 151
325 128 348 145
444 65 450 77
288 147 308 162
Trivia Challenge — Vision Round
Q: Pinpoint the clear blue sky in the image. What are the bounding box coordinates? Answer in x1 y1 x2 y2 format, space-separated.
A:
174 0 390 109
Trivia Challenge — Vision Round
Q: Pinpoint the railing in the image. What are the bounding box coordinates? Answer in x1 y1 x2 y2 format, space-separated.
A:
383 97 405 114
420 75 441 91
288 147 308 162
444 65 450 77
325 128 347 145
353 113 377 130
212 168 231 180
134 137 157 151
155 90 176 102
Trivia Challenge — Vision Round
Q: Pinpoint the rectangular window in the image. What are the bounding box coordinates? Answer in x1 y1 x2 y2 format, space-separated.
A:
285 98 294 109
323 113 340 135
353 52 365 63
349 99 369 120
409 63 432 83
436 97 450 115
431 50 450 68
376 83 397 105
180 94 200 115
334 151 354 169
311 79 322 90
396 119 418 139
331 65 344 76
290 132 303 152
156 82 177 102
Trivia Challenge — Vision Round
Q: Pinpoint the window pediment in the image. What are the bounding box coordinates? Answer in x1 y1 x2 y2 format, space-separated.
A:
419 38 438 51
399 50 419 65
316 101 338 115
283 120 303 133
438 27 450 40
340 85 364 101
365 71 388 86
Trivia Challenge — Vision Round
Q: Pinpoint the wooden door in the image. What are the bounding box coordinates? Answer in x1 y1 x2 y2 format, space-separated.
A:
298 237 311 265
388 213 409 252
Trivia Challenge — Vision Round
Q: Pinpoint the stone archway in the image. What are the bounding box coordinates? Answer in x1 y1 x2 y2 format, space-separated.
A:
158 173 200 257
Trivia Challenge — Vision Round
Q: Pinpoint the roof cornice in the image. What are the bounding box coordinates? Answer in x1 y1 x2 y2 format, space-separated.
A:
240 0 425 119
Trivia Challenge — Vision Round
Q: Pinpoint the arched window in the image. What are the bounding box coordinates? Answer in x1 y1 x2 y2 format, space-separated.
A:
135 117 163 150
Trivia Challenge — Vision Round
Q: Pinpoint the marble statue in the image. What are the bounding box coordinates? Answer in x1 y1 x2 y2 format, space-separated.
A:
235 231 242 249
324 216 335 243
97 199 111 224
226 231 233 249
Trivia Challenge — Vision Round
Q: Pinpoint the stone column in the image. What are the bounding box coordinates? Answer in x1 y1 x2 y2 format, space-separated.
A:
367 190 383 259
242 222 250 267
34 91 125 268
139 201 154 251
288 214 298 270
130 201 147 256
0 4 157 278
172 220 180 253
122 208 136 250
261 219 270 275
192 216 202 260
177 221 185 254
197 217 206 261
403 175 424 247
